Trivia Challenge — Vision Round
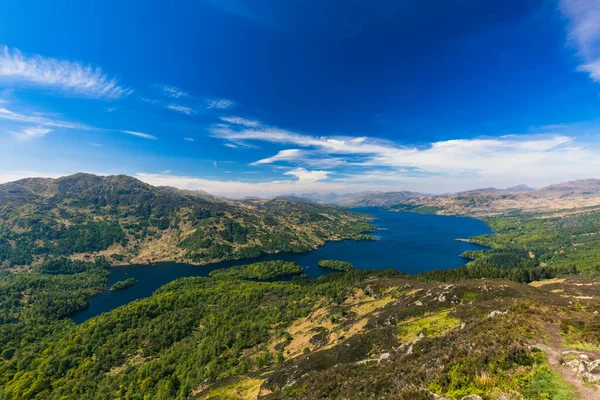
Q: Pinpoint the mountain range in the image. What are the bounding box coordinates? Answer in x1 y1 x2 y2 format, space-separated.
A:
283 179 600 215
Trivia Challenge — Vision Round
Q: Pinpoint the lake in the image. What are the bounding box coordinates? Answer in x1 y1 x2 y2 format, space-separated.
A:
71 209 492 323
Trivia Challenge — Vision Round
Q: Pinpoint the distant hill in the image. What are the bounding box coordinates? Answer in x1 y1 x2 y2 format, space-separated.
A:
538 179 600 195
337 191 426 207
0 173 372 268
387 178 600 216
284 191 425 207
456 184 535 196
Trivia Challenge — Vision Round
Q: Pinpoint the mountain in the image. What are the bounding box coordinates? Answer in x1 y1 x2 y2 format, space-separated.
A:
0 173 373 268
506 184 535 192
335 191 426 207
388 178 600 216
456 184 535 196
280 191 381 205
538 179 600 196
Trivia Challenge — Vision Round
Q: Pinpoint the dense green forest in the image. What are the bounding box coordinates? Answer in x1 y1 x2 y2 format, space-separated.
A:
208 261 303 280
317 259 355 271
109 277 138 291
477 211 600 275
0 260 593 399
388 203 444 214
418 210 600 283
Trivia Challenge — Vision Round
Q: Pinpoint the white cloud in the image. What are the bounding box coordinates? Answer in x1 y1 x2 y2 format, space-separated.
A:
560 0 600 82
135 172 343 198
160 85 188 98
166 104 195 115
0 107 83 129
141 97 160 104
206 98 235 109
9 127 52 140
284 167 329 183
121 130 157 140
252 149 303 165
0 171 66 184
220 116 261 127
211 117 600 191
0 46 132 99
184 137 195 142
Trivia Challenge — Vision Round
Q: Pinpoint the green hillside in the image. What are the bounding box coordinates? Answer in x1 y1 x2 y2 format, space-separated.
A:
1 260 597 399
0 173 373 268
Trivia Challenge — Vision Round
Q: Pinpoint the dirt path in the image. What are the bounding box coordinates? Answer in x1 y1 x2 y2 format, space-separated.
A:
536 324 599 400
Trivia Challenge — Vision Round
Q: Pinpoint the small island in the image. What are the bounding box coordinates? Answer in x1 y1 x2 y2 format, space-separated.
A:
109 278 139 291
317 259 355 272
388 203 444 214
355 234 377 241
208 260 303 280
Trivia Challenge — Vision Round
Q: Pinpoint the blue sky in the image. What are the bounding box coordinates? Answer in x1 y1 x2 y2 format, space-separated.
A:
1 0 600 196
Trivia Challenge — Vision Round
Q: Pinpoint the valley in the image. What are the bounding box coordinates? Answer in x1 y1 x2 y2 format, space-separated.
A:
2 174 600 399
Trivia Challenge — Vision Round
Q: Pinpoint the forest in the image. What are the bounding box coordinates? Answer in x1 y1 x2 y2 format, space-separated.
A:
317 259 355 271
0 258 590 399
109 277 139 291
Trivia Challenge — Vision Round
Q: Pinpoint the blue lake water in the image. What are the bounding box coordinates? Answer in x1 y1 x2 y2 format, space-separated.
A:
71 209 492 323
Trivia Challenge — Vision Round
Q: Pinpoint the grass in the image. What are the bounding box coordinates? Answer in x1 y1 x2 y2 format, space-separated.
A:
561 325 600 351
352 296 394 317
398 310 461 343
522 366 578 400
529 278 566 287
197 376 264 400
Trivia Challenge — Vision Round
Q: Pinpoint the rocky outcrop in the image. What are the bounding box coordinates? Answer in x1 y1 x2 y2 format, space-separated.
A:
564 353 600 383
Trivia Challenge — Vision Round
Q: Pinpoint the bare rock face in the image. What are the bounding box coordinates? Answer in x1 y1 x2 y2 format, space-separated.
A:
564 353 600 383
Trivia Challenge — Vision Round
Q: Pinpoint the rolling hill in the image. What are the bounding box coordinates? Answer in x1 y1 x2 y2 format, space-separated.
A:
0 173 373 268
388 179 600 216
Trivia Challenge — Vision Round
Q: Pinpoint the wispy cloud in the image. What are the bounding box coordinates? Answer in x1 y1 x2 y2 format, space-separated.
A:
167 104 195 115
211 116 600 191
159 84 188 98
141 97 160 104
0 46 132 99
135 170 336 198
560 0 600 82
206 98 235 109
9 127 52 140
0 107 83 129
220 116 261 127
184 137 195 142
252 149 303 165
121 130 157 140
